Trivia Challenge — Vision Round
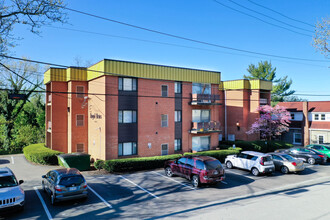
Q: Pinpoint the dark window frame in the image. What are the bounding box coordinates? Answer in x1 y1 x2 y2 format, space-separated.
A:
118 142 137 156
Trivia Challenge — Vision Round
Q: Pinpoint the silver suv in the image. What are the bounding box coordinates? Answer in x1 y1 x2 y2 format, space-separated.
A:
42 168 88 205
225 151 275 176
0 167 25 212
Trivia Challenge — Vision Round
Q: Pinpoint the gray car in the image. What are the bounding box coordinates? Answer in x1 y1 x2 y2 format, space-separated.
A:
269 153 305 174
0 167 25 212
42 168 88 205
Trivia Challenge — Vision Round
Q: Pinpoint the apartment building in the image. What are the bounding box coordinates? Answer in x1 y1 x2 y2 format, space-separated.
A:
45 59 272 160
279 101 330 146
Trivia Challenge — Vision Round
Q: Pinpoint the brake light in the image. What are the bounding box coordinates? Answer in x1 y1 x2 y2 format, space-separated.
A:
55 185 62 192
83 183 87 188
318 155 324 158
292 162 297 166
260 157 264 165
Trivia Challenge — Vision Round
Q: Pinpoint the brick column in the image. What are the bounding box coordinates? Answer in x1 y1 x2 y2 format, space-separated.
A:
303 101 309 146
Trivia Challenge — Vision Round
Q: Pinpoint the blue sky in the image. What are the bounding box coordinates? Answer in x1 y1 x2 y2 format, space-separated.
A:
12 0 330 101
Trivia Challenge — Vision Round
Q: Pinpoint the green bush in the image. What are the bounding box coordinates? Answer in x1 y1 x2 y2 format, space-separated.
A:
103 154 182 173
0 148 22 155
219 140 293 153
94 160 104 170
23 143 62 165
184 148 242 163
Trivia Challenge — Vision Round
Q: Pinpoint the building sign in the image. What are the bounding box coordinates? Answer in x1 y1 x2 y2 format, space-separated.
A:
90 113 102 120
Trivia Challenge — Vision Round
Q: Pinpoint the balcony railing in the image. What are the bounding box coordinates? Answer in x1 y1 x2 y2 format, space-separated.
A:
190 121 221 134
260 98 268 106
191 94 221 105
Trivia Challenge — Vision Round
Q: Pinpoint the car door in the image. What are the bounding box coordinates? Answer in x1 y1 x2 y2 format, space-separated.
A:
290 148 307 162
183 158 194 179
235 153 247 169
271 155 284 170
174 157 187 176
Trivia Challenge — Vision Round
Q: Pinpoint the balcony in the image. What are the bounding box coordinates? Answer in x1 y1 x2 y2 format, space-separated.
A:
190 94 221 105
260 98 268 106
190 121 221 134
47 121 52 132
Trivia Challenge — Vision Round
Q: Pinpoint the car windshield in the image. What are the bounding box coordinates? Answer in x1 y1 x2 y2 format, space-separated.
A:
205 160 222 170
0 175 18 188
262 156 273 161
282 154 295 161
59 175 84 187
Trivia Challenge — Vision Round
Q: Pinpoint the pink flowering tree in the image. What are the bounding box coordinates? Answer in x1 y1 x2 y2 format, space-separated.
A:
247 105 291 140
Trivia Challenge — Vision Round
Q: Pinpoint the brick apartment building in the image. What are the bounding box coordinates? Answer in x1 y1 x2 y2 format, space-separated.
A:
44 59 272 160
279 101 330 146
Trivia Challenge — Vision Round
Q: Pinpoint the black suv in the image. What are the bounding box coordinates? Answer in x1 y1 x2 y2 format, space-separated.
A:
276 147 326 165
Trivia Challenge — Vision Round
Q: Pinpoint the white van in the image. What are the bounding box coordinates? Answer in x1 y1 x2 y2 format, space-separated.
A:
225 151 275 176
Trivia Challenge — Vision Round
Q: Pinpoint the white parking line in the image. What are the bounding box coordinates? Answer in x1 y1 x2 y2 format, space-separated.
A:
33 186 53 220
221 181 228 185
151 171 196 190
120 175 159 199
11 156 14 164
87 185 112 209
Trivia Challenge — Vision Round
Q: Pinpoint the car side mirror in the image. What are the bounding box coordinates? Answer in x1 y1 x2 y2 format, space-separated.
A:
42 175 46 179
174 160 178 164
19 180 24 185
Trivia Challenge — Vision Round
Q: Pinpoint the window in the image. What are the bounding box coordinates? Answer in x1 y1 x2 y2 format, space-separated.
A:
192 136 210 152
293 133 302 144
118 78 137 91
272 155 283 161
237 153 247 159
290 114 295 120
192 83 211 95
178 157 186 165
161 85 168 97
192 110 210 122
76 86 84 98
118 142 137 156
161 144 168 155
76 144 84 152
175 111 181 122
196 160 205 170
118 110 137 123
314 114 319 120
175 139 182 151
161 114 168 127
321 114 326 120
318 135 324 144
175 82 181 94
76 115 84 126
186 158 194 167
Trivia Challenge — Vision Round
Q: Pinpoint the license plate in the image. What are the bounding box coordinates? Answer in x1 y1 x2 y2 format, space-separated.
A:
69 187 77 191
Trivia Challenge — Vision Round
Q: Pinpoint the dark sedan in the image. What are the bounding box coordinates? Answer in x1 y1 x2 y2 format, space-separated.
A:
275 147 326 165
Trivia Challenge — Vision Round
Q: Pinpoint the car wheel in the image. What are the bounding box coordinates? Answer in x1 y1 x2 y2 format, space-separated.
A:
280 166 289 174
251 167 259 176
165 167 173 177
51 194 56 205
226 161 233 169
191 175 200 188
308 157 315 165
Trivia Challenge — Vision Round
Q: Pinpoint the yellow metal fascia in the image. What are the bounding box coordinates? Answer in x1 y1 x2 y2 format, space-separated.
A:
87 61 105 81
250 79 272 90
44 69 51 84
101 59 220 84
221 79 249 90
43 68 67 84
67 68 87 81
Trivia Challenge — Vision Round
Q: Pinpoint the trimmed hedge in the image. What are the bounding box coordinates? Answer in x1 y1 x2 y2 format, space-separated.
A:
184 148 242 163
103 154 182 173
220 140 293 153
94 160 105 170
23 143 62 165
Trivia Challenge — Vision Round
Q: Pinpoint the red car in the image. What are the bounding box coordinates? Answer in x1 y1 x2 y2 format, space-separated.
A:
164 155 225 187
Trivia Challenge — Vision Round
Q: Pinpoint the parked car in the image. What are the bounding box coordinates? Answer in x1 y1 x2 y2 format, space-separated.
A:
268 153 305 174
164 155 225 188
306 144 330 159
0 167 25 212
225 151 275 176
275 147 326 165
42 168 88 205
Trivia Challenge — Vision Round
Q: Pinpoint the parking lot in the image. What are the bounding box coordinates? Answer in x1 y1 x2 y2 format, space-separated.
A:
1 154 330 219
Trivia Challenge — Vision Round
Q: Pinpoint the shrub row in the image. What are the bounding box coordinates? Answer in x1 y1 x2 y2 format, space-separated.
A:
219 140 293 153
23 143 62 165
184 148 242 163
102 154 182 173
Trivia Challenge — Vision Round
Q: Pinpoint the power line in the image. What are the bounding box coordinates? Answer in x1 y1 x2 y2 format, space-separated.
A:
247 0 315 28
212 0 312 37
226 0 313 33
59 6 328 62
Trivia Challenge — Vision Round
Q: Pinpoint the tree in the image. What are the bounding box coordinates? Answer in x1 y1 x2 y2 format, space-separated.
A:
0 59 42 150
0 0 66 57
246 105 291 140
244 61 295 105
312 17 329 58
283 96 308 102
